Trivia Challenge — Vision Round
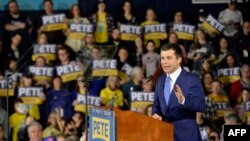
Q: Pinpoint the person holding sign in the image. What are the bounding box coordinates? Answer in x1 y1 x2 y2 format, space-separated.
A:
168 11 185 33
65 4 90 53
141 8 161 48
90 0 115 44
234 88 250 123
152 43 205 141
208 80 230 125
218 0 243 37
117 0 137 25
187 29 216 75
38 0 66 44
229 64 250 107
45 77 73 120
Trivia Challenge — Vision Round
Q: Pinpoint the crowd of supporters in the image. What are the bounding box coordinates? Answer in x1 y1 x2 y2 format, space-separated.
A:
0 0 249 141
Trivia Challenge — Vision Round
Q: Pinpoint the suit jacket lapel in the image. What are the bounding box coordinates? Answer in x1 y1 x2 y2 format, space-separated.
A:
159 74 167 110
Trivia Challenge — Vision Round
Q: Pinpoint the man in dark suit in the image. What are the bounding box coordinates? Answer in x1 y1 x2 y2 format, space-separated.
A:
152 43 205 141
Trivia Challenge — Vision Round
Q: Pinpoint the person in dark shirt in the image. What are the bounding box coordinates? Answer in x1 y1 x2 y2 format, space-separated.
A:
37 0 66 44
117 0 137 25
4 0 32 48
232 21 250 64
45 77 73 120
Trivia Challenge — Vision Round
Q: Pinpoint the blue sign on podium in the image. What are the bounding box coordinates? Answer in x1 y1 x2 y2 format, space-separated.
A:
89 107 116 141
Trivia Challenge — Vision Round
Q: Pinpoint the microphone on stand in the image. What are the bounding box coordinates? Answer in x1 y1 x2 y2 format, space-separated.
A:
108 93 123 111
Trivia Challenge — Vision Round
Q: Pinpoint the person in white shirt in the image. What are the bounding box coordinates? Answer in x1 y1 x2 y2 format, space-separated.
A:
218 1 243 37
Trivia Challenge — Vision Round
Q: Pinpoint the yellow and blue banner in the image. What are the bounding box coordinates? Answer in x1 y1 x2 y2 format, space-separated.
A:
18 87 44 105
92 59 118 77
74 94 101 113
202 14 225 35
173 24 195 40
130 91 154 113
42 14 67 32
120 24 142 41
217 67 240 85
32 44 57 61
89 107 115 141
0 80 14 97
144 23 167 40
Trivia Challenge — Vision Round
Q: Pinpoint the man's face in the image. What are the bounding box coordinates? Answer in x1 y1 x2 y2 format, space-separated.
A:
58 49 69 62
9 2 19 14
118 49 128 62
85 34 94 44
161 50 181 74
44 1 53 14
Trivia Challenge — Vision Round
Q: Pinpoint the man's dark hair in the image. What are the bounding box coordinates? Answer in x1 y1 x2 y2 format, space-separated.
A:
43 0 53 6
161 43 183 58
8 0 17 6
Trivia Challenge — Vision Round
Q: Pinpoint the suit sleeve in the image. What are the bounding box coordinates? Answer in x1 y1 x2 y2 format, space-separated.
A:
183 75 205 112
152 80 163 116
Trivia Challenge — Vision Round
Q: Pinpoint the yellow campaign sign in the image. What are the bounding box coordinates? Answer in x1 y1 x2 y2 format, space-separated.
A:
68 32 86 40
121 33 139 41
29 66 54 82
61 72 83 83
130 91 154 113
202 22 220 35
74 94 101 113
56 64 83 83
175 31 194 41
144 32 167 40
18 87 44 105
202 14 225 35
131 101 153 109
74 105 92 113
32 53 56 61
118 71 130 82
0 89 14 97
33 76 52 82
92 60 118 77
42 14 67 32
32 44 57 61
43 23 67 32
218 76 240 85
21 97 43 105
0 80 15 96
144 23 167 40
92 69 118 77
120 24 142 41
92 117 110 141
173 24 195 40
217 67 240 85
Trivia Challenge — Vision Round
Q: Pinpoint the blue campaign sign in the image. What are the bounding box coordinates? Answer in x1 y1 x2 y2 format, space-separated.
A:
0 0 77 11
89 108 116 141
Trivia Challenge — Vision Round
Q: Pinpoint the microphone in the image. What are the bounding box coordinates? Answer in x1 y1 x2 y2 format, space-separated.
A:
108 93 123 111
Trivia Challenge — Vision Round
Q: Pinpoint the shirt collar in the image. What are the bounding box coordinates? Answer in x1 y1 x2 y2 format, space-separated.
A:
167 67 182 82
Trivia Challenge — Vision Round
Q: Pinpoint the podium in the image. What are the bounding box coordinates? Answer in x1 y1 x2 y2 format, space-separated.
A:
115 109 174 141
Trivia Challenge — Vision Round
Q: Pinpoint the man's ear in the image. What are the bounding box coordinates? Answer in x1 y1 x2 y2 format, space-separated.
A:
177 56 182 64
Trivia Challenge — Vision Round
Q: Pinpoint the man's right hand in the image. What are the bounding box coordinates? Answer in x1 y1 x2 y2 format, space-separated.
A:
152 113 162 120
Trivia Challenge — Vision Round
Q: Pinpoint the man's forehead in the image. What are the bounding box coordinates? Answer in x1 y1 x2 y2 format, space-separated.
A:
161 49 175 55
